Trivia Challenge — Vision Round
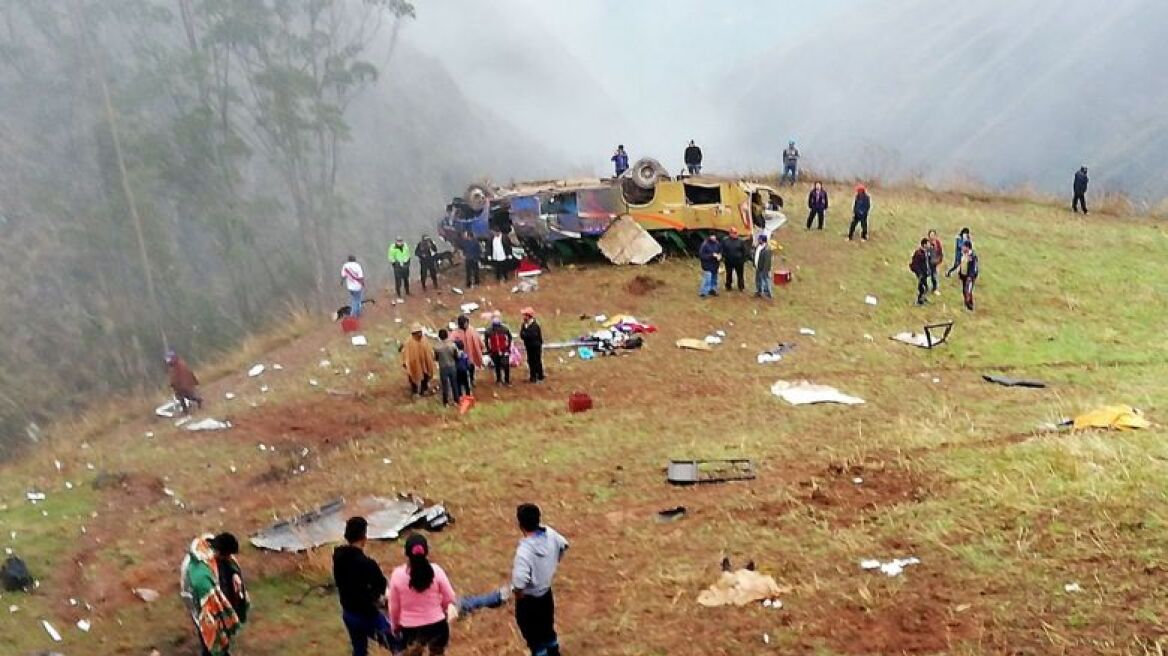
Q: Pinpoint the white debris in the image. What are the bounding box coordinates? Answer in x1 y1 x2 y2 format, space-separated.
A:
932 377 941 384
863 334 874 341
799 327 817 336
382 458 392 465
319 359 332 368
26 491 46 502
351 335 368 347
247 364 265 377
260 385 270 393
258 444 267 451
704 335 723 345
272 363 284 371
132 588 160 603
451 287 464 295
154 399 184 418
1064 582 1082 593
771 380 865 406
174 416 192 428
77 618 91 632
594 314 608 323
224 392 236 400
69 598 76 606
64 482 74 490
7 605 17 613
162 488 175 497
42 620 62 641
757 353 783 364
864 295 878 306
394 317 403 323
860 556 921 577
144 431 154 439
53 459 62 472
853 477 863 484
763 633 770 644
715 330 727 338
460 302 480 314
308 379 320 387
183 418 232 432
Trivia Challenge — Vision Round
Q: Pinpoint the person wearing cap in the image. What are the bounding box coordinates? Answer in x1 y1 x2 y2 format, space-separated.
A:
333 517 395 656
166 351 204 415
697 234 722 297
416 234 440 292
782 140 800 185
720 228 748 292
753 234 774 300
806 181 828 230
684 140 702 175
402 324 436 397
434 328 461 407
511 503 569 656
484 316 514 386
611 144 629 177
519 308 545 383
848 184 871 241
1072 166 1089 214
388 237 412 298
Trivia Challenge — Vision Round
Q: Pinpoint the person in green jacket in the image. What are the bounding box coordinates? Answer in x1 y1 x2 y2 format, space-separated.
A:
180 534 248 656
388 236 412 298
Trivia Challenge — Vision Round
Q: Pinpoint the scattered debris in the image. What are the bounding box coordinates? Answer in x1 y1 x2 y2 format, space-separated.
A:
224 392 237 400
308 379 319 387
757 343 796 364
799 327 816 336
247 364 266 377
982 374 1046 388
133 588 160 603
1071 405 1150 431
593 314 608 323
272 363 284 371
1064 582 1082 593
451 287 464 295
860 556 921 577
351 335 368 347
250 495 452 552
598 215 663 265
77 618 91 632
25 492 45 503
864 295 878 306
154 399 185 418
667 459 756 485
656 506 687 522
511 278 539 294
319 359 332 368
42 619 62 642
568 392 593 413
704 335 723 345
771 380 865 406
1 556 32 591
891 321 954 349
183 418 232 432
460 302 480 314
698 567 786 607
259 385 270 393
676 339 711 352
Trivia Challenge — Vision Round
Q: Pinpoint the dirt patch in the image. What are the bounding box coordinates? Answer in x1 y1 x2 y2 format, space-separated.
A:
94 471 168 511
798 460 933 525
237 394 437 448
625 274 666 296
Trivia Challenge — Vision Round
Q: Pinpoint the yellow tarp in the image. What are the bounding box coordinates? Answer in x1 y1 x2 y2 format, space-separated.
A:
676 338 712 352
697 569 787 607
1072 405 1151 431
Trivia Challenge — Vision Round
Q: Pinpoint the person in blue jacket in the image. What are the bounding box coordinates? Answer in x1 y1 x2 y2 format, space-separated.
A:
698 234 723 298
945 227 972 277
611 145 629 177
458 231 482 288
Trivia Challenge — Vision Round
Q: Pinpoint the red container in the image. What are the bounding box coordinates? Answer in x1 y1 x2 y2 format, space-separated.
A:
568 392 593 413
773 269 792 285
340 316 360 333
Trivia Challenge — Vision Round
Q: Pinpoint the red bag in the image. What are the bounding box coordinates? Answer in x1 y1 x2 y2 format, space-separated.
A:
568 392 593 413
340 317 360 333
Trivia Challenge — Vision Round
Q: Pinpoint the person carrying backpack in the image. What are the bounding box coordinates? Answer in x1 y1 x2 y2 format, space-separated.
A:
485 317 513 386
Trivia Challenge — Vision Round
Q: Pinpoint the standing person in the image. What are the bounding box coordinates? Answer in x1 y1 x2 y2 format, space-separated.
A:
388 237 412 298
511 503 569 656
848 185 871 241
211 534 250 628
402 324 436 397
1073 166 1089 214
485 317 513 386
781 141 800 185
454 340 473 398
166 351 204 415
910 238 931 306
180 534 244 656
333 517 394 656
684 140 703 175
611 145 629 177
490 229 515 283
926 229 944 295
459 231 482 288
806 181 828 230
697 234 722 297
388 534 456 656
945 227 972 277
720 228 747 292
451 315 485 388
416 235 440 292
341 255 367 317
958 242 980 311
434 329 461 407
753 234 774 300
519 308 544 383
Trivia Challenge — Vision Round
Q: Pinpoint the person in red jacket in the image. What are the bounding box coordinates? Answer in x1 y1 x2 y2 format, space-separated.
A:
166 351 204 415
484 316 513 386
910 238 931 306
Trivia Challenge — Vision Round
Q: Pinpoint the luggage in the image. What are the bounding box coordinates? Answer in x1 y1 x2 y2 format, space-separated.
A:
773 269 792 285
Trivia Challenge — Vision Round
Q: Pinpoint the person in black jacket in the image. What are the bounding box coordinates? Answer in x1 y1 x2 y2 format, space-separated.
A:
910 238 931 306
1072 166 1089 214
334 517 395 656
720 228 748 292
416 235 440 291
684 140 702 175
519 308 544 383
848 185 871 241
752 235 774 300
806 182 828 230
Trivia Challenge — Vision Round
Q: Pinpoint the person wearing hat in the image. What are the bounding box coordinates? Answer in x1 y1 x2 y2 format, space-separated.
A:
484 316 514 385
720 227 748 292
434 328 461 407
402 324 436 397
753 234 774 300
416 234 440 292
388 237 412 298
848 184 871 241
519 308 545 383
1072 166 1089 214
782 140 800 185
166 351 204 415
697 234 722 297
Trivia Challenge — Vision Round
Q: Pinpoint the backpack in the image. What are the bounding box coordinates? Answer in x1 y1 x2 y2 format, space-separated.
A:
487 329 509 355
1 556 32 591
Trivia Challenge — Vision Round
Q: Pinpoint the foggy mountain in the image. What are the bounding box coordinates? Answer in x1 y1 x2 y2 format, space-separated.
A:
726 0 1168 198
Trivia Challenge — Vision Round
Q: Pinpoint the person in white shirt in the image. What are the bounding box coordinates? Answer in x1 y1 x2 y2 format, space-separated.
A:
340 255 366 318
490 229 514 282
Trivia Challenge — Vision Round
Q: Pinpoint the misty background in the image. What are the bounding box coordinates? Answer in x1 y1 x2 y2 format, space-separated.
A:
0 0 1163 452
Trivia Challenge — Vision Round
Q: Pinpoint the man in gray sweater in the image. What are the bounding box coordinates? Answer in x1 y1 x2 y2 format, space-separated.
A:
511 503 569 656
434 329 461 406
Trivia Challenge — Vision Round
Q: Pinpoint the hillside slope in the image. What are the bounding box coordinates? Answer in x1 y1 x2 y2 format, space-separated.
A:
2 187 1167 655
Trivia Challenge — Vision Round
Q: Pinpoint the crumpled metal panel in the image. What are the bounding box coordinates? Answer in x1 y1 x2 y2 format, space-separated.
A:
249 494 448 552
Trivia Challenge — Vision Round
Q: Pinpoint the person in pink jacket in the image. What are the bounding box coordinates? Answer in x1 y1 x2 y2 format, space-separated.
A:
389 534 456 655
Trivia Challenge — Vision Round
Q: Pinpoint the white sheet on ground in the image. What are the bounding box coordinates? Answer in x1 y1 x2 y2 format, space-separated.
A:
183 418 232 432
771 380 865 406
154 399 184 418
891 332 931 348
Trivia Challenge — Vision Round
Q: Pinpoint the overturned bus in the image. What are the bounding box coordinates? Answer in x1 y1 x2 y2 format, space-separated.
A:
438 158 787 263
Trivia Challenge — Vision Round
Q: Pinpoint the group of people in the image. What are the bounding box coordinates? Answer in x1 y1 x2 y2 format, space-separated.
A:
910 226 978 310
387 235 445 298
400 309 545 405
801 181 872 241
609 139 801 182
697 229 776 300
180 504 569 656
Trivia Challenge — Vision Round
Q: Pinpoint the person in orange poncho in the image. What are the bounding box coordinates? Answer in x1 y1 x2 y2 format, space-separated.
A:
451 315 485 385
166 350 204 415
402 324 436 397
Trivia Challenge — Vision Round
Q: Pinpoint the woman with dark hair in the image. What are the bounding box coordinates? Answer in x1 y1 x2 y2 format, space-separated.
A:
946 227 972 277
389 534 456 655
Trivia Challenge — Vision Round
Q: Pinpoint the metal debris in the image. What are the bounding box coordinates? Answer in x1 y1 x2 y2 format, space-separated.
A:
183 418 232 432
133 588 160 603
42 619 62 641
250 495 452 553
667 459 755 485
247 364 266 377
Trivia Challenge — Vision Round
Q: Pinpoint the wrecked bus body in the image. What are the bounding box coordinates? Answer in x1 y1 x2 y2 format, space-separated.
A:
438 159 787 264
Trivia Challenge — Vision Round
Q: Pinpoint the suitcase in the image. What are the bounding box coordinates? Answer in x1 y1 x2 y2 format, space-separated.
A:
773 269 792 285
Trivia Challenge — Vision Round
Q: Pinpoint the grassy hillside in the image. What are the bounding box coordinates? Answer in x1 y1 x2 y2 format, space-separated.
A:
2 185 1166 655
